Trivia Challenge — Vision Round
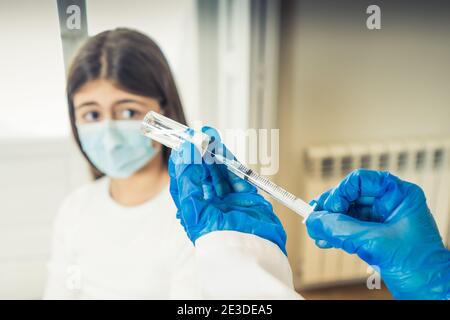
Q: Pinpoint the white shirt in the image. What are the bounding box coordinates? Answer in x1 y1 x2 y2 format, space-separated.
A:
44 177 200 299
44 178 302 300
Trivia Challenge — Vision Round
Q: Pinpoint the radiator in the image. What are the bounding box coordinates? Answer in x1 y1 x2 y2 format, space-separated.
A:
299 138 450 287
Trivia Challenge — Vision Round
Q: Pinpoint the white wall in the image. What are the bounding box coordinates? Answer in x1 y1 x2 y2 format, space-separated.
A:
0 0 68 139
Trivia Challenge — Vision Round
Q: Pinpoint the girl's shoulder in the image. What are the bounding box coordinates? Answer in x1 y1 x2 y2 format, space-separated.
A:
55 177 108 225
63 177 108 206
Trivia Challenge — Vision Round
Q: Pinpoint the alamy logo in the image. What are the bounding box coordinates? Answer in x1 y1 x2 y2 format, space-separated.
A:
366 265 381 290
66 265 82 291
66 5 81 30
366 5 381 30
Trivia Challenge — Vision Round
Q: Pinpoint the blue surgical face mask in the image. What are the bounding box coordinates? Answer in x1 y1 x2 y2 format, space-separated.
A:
77 120 158 179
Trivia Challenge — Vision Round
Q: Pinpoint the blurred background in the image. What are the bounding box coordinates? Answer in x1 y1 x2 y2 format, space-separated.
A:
0 0 449 299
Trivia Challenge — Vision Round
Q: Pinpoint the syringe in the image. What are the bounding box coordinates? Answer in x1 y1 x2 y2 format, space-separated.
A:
141 111 314 221
210 152 313 221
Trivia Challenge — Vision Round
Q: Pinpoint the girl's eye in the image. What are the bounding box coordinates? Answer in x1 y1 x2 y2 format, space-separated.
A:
119 108 140 120
83 111 101 122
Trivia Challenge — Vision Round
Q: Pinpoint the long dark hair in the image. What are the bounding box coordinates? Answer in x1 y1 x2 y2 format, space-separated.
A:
67 28 187 179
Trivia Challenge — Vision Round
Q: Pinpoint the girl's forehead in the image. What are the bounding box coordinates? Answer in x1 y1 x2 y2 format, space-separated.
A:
73 79 159 107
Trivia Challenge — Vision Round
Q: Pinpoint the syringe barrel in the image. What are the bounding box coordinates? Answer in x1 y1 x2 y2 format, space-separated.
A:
249 175 313 221
218 155 314 221
292 199 313 222
141 111 210 156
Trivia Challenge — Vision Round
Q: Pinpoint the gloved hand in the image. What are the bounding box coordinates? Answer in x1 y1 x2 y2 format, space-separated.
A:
168 126 287 255
306 169 450 300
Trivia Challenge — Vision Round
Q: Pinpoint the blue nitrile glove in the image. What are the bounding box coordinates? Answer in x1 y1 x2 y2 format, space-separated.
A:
306 169 450 300
168 126 287 255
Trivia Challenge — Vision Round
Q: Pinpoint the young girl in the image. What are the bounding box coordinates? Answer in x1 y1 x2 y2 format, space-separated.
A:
44 28 199 299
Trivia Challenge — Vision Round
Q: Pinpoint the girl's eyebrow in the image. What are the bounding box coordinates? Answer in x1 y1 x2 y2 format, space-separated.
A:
112 99 147 107
75 101 99 109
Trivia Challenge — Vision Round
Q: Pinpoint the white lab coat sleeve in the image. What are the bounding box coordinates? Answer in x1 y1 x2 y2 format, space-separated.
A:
168 228 202 299
194 231 303 299
43 195 80 299
169 242 202 299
